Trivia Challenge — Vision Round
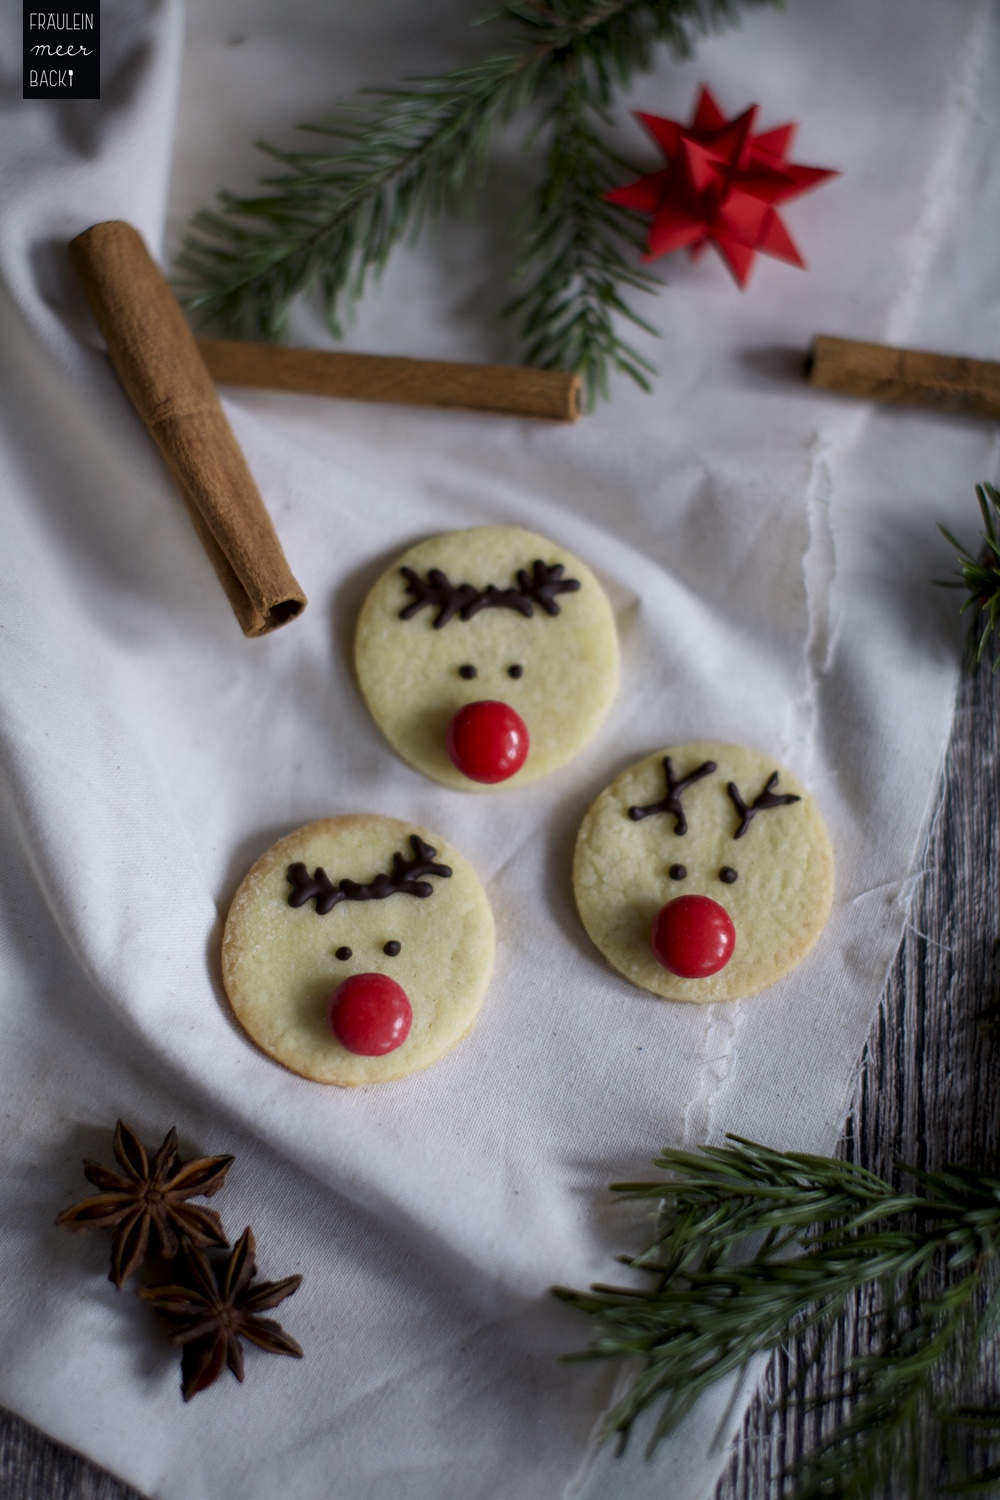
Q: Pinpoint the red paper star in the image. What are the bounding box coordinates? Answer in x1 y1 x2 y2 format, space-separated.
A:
607 86 838 288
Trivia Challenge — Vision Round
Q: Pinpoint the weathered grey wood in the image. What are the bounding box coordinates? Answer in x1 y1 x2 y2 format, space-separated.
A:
714 660 1000 1499
0 1407 144 1500
0 663 993 1498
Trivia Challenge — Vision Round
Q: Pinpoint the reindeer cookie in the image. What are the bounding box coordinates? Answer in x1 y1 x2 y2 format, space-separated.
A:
574 744 834 1003
222 816 495 1084
355 527 619 790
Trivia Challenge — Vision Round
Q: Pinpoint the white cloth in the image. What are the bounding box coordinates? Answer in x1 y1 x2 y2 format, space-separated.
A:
2 1 999 1496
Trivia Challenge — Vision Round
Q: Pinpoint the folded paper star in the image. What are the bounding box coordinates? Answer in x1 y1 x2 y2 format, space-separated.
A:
607 86 838 288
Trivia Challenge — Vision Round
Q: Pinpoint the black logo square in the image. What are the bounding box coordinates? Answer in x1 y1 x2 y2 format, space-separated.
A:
24 5 100 99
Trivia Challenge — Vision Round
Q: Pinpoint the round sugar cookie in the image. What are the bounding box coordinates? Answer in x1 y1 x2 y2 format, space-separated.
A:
573 744 834 1003
222 816 495 1084
355 527 619 791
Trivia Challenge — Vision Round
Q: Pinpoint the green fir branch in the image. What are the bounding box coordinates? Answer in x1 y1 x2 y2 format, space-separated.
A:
178 51 539 342
554 1136 1000 1497
939 482 1000 674
785 1278 983 1499
178 0 777 398
942 1410 1000 1493
506 81 660 403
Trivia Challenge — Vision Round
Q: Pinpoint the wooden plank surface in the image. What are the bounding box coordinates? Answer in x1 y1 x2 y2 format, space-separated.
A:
1 663 993 1500
714 660 1000 1498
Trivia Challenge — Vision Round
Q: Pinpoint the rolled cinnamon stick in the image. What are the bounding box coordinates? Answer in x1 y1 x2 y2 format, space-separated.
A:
808 334 1000 421
197 338 581 422
69 221 307 637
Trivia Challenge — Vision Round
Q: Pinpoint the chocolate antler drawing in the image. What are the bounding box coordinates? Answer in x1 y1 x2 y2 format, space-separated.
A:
399 559 580 629
628 757 717 835
727 773 801 839
286 835 452 914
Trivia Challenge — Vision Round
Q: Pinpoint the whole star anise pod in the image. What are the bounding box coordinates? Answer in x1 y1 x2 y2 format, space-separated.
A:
138 1227 303 1400
56 1120 233 1288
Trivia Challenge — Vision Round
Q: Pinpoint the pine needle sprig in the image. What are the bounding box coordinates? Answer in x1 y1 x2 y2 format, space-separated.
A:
938 482 1000 674
785 1277 986 1499
506 80 660 401
178 51 541 342
554 1136 1000 1495
941 1409 1000 1493
178 0 777 394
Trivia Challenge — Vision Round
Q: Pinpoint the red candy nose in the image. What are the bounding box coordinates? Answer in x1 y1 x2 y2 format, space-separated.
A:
446 700 529 784
651 895 736 979
327 973 412 1056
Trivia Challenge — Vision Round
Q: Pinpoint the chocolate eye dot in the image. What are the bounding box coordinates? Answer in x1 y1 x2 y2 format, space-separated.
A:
383 940 401 957
719 867 738 884
458 664 478 680
669 864 687 881
335 946 352 961
507 664 523 679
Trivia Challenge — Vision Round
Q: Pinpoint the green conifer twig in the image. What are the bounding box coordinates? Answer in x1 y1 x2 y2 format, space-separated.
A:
506 79 660 398
178 0 777 402
554 1136 1000 1497
939 482 1000 674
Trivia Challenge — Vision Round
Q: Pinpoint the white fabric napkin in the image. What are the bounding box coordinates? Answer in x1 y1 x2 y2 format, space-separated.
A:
2 1 999 1496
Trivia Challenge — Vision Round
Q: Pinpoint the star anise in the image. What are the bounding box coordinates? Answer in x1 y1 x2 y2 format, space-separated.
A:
138 1227 303 1400
55 1120 233 1288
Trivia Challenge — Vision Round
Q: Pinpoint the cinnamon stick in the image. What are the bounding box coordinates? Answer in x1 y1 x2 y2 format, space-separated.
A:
197 339 581 423
68 221 307 638
808 334 1000 421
